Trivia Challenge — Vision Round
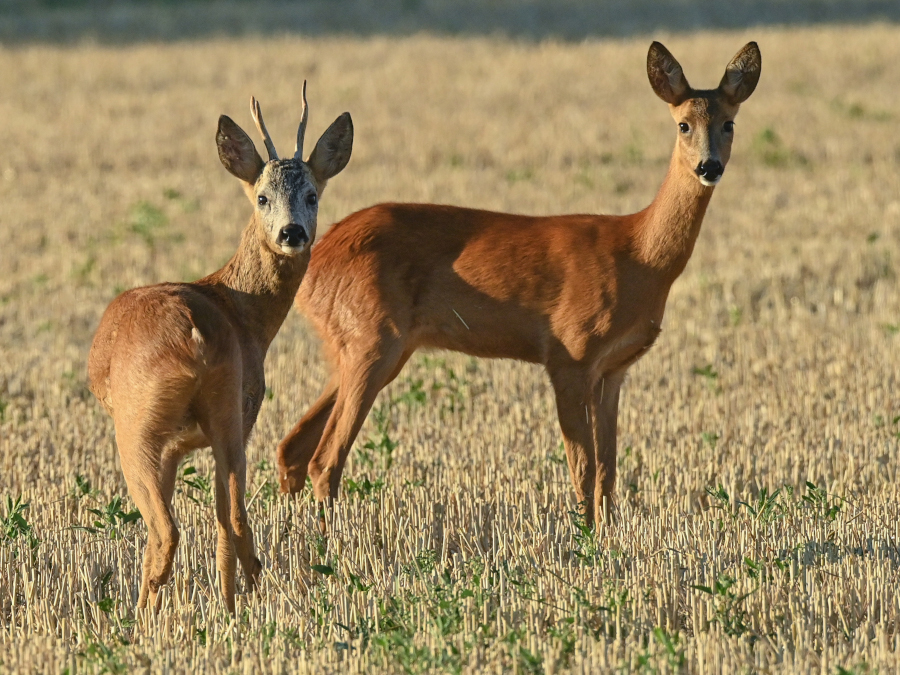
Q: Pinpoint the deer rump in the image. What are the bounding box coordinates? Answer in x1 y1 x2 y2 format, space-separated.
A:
89 283 260 442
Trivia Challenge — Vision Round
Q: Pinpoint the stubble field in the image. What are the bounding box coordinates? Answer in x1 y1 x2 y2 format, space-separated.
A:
0 13 899 674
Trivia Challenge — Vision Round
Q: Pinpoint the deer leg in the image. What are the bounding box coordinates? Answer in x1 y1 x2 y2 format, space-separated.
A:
383 348 414 386
118 433 180 611
225 447 262 593
276 375 339 494
211 459 238 615
548 365 597 528
212 434 261 605
308 341 407 526
590 370 626 526
200 392 259 615
138 543 153 609
147 453 180 610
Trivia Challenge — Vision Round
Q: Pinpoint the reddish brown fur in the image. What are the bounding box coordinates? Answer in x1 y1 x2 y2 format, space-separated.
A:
88 94 352 613
277 42 760 528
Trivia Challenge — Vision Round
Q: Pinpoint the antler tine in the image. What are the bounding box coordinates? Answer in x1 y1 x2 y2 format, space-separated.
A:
294 80 309 160
250 96 278 161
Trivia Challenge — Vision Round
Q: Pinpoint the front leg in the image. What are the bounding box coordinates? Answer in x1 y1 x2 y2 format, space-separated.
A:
548 365 597 528
590 370 626 525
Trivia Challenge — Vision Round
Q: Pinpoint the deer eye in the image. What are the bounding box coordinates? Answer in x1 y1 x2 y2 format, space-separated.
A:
257 195 268 206
723 121 735 132
679 122 690 134
306 193 317 206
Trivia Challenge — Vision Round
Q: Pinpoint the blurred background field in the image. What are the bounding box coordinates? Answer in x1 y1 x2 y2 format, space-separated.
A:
1 0 899 42
0 2 898 673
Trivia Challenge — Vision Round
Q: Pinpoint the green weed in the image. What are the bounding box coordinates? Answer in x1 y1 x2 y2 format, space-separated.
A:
549 440 567 466
753 127 807 168
568 504 601 564
94 569 116 616
705 484 730 509
163 187 200 213
401 548 438 578
178 464 212 505
831 98 892 122
629 628 686 672
801 481 843 521
692 572 755 637
126 201 168 247
75 630 130 675
505 168 534 183
738 487 785 524
74 495 142 540
692 364 722 393
73 474 100 499
1 495 39 556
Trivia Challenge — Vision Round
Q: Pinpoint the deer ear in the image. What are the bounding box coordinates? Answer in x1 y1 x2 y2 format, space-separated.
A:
216 115 265 184
307 112 353 190
719 42 761 105
647 42 690 105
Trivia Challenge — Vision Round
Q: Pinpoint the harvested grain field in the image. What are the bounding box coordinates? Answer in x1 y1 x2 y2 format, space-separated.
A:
0 4 898 673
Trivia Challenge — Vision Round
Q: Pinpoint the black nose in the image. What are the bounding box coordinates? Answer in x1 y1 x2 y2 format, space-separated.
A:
276 224 309 248
696 160 724 181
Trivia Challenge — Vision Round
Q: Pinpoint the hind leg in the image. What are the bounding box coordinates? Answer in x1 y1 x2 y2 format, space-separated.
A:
276 375 338 494
214 434 262 602
308 341 409 528
282 351 411 496
117 429 180 610
211 465 239 614
198 388 260 614
210 451 261 615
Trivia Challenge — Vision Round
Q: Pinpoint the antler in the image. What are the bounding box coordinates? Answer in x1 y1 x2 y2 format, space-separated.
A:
250 96 278 161
294 80 309 160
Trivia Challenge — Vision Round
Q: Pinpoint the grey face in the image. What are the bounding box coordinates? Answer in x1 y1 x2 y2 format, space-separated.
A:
254 160 319 255
216 99 353 254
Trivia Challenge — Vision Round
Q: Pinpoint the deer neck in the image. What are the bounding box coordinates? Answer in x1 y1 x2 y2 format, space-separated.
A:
630 144 715 280
203 216 308 352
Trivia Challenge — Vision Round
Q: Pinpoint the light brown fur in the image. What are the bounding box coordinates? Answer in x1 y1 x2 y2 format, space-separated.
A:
88 91 353 613
277 42 761 529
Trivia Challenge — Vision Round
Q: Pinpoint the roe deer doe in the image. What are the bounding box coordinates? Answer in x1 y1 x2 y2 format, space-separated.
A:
277 42 760 528
88 85 353 613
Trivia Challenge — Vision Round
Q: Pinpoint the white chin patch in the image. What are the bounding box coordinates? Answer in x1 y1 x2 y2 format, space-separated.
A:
279 244 305 255
699 176 722 187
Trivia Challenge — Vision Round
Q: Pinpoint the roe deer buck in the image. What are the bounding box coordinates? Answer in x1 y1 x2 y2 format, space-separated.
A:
88 85 353 613
277 42 760 528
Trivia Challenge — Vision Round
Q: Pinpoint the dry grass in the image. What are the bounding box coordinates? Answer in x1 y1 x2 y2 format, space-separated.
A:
0 16 899 674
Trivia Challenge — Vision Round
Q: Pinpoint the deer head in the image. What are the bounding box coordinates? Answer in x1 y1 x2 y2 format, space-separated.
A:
648 42 761 186
215 81 354 255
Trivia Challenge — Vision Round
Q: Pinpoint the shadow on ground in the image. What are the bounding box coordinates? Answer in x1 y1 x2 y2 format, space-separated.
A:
1 0 898 45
